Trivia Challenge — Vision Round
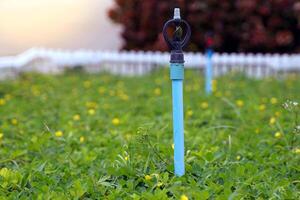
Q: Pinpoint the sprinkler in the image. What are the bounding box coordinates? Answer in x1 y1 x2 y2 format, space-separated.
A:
205 33 214 94
163 8 191 176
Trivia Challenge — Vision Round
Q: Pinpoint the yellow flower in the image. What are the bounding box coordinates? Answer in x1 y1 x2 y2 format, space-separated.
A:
186 110 193 117
212 79 217 92
124 156 129 161
83 81 91 88
79 136 85 143
201 102 209 109
120 94 129 101
98 87 106 94
274 132 282 138
0 133 3 140
259 104 266 111
275 111 281 117
73 114 80 121
236 155 241 160
144 175 152 181
270 97 278 104
255 128 260 134
31 87 40 96
215 91 222 97
269 117 276 125
154 88 161 96
11 119 18 125
85 101 97 109
172 143 174 150
125 133 132 140
88 109 96 115
0 168 10 178
112 118 120 126
157 182 163 187
180 194 189 200
193 85 199 91
163 74 168 80
236 100 244 108
293 148 300 154
55 131 63 137
0 98 6 106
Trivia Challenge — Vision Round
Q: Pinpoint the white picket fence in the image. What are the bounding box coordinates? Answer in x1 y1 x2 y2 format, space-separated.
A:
0 47 300 79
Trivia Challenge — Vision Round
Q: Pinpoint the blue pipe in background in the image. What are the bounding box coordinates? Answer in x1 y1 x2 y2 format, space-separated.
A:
205 48 213 94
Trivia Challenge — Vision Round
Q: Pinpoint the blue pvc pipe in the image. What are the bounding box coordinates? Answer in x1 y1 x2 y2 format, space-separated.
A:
170 63 185 176
205 48 213 94
172 80 184 176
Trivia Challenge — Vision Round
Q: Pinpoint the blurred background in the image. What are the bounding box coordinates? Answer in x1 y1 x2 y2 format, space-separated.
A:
0 0 122 56
108 0 300 53
1 0 300 56
1 0 300 79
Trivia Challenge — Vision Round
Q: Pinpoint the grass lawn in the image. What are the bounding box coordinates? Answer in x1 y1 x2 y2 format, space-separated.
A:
0 69 299 199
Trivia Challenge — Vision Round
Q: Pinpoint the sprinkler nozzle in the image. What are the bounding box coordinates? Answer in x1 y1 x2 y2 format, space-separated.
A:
174 8 181 20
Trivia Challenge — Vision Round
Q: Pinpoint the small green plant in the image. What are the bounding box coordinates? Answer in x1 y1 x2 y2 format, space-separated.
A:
282 100 300 149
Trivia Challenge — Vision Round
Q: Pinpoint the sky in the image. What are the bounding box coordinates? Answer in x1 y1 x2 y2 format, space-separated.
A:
0 0 122 56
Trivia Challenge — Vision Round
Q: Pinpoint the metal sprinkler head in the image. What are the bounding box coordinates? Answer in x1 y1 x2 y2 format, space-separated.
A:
163 8 191 62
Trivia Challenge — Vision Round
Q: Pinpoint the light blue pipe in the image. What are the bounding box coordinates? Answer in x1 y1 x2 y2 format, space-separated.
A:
205 48 213 94
170 63 185 176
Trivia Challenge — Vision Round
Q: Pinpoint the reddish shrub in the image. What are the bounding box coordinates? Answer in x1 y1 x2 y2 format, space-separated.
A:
108 0 300 53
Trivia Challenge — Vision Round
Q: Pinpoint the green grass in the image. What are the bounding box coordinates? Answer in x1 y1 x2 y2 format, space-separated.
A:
0 69 299 199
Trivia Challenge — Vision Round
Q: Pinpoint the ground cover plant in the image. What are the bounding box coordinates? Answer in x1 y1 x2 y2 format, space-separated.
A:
0 69 299 199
